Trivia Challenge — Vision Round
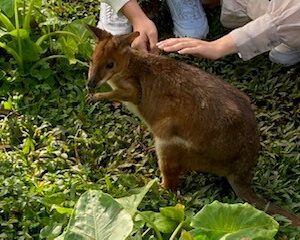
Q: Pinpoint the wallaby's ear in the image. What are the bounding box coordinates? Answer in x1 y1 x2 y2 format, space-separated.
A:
118 31 140 46
86 24 111 40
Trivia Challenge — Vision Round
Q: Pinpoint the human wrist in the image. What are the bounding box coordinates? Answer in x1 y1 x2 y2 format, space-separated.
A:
212 34 238 59
121 0 150 27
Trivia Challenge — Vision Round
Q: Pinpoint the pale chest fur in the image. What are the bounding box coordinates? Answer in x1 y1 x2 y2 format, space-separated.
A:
107 79 146 125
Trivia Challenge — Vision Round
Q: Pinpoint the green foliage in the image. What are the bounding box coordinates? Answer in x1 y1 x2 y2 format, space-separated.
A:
190 201 279 240
56 180 156 240
58 190 134 240
0 1 299 240
0 0 94 73
56 184 279 240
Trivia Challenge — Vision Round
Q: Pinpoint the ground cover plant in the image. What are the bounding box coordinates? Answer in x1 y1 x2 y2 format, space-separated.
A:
0 0 299 239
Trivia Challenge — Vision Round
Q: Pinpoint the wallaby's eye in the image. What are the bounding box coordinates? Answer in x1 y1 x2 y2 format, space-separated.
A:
106 62 114 69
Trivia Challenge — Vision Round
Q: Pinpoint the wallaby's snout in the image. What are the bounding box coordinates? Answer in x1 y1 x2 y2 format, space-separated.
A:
87 73 97 92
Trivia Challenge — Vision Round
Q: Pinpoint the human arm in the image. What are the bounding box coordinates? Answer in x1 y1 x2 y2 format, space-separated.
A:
229 0 300 60
101 0 158 52
157 0 300 61
156 34 238 60
120 0 158 52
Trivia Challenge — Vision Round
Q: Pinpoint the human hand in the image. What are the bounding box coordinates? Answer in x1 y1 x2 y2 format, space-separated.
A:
131 18 158 53
157 34 238 60
120 0 158 53
157 38 220 59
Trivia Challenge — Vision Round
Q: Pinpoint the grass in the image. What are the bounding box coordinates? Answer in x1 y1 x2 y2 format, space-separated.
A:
0 1 299 239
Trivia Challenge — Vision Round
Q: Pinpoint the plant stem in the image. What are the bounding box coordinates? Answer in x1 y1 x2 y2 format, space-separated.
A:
30 55 89 71
169 222 184 240
35 31 79 46
137 212 163 240
141 227 151 237
23 0 35 30
14 0 23 71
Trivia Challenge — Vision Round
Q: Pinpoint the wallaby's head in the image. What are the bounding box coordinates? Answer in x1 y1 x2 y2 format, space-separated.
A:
86 25 139 91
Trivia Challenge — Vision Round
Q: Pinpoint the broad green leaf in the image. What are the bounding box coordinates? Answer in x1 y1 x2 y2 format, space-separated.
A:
0 0 14 17
179 230 195 240
51 205 73 215
40 223 63 239
63 16 95 43
56 190 133 240
9 29 29 38
160 204 185 223
20 38 42 62
116 179 156 216
43 192 67 205
7 38 42 62
60 16 95 59
190 201 279 240
138 211 178 234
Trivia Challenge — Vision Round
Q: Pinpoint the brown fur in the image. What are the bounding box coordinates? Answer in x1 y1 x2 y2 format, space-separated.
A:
87 25 300 226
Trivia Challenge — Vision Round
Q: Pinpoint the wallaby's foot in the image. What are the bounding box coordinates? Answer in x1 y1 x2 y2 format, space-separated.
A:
160 167 181 191
86 93 98 103
157 144 183 191
161 176 180 191
86 93 108 103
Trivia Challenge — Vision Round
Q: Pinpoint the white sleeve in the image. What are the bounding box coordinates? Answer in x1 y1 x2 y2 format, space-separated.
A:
101 0 130 13
229 0 300 60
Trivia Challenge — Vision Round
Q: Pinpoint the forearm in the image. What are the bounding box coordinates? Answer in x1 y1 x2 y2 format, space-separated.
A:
210 34 238 59
229 14 281 60
157 35 238 60
120 0 149 26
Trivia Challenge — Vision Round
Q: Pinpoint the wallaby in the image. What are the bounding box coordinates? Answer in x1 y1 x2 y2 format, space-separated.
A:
86 25 300 226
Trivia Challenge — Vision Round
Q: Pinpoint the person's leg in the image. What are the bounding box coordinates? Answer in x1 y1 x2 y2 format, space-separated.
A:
166 0 209 39
97 2 132 35
269 44 300 67
246 0 300 66
220 0 251 29
202 0 220 9
246 0 269 20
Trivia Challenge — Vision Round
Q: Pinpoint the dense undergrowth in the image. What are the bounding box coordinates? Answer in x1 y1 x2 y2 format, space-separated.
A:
0 0 299 239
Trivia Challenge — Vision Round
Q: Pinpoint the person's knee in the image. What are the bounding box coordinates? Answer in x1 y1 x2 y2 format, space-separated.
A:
166 0 209 39
220 13 251 29
174 18 209 39
221 0 251 29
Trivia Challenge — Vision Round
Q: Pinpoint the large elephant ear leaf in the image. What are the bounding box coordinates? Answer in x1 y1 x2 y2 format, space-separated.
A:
190 201 279 240
0 0 14 17
56 190 133 240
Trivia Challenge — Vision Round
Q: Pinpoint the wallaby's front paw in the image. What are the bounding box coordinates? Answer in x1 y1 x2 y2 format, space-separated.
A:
86 94 97 104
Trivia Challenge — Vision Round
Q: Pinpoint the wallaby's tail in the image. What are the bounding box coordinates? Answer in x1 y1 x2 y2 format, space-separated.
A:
228 176 300 227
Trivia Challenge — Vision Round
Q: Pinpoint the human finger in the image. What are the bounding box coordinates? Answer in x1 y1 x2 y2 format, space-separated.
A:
156 38 195 48
158 40 201 53
131 37 148 52
147 31 158 53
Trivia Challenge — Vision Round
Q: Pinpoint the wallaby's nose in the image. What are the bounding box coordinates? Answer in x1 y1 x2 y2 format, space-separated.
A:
87 74 97 91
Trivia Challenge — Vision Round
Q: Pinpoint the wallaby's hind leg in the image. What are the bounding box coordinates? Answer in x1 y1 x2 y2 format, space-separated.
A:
159 159 182 190
228 175 300 226
156 143 184 191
